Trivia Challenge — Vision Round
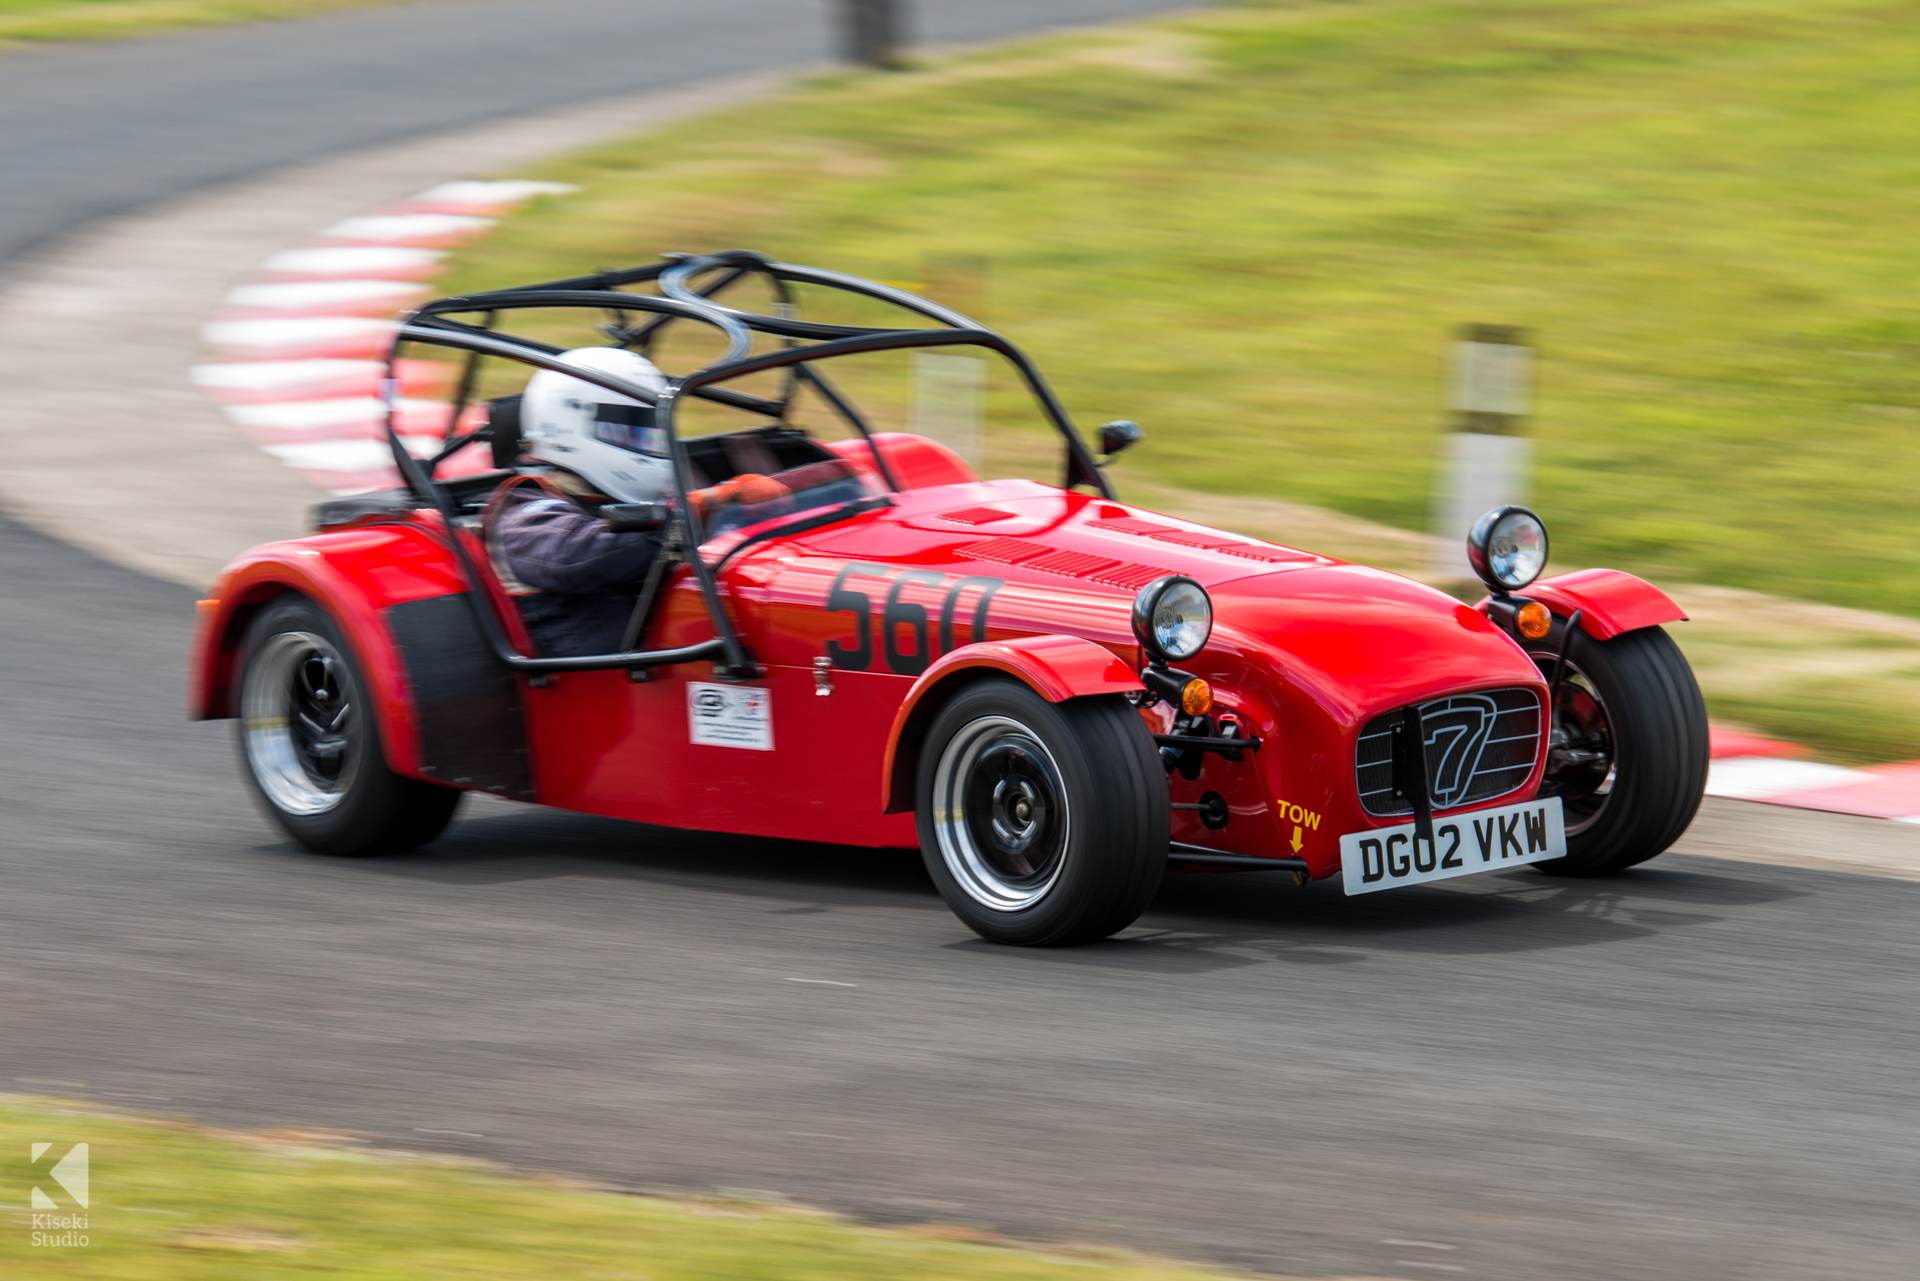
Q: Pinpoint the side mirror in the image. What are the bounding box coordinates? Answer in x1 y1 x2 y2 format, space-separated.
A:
598 502 669 533
1098 419 1144 458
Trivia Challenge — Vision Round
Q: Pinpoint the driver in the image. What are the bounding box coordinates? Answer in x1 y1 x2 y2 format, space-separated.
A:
482 346 789 657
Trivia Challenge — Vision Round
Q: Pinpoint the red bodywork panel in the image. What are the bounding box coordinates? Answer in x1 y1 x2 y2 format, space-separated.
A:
191 452 1619 878
1509 568 1687 640
826 432 976 493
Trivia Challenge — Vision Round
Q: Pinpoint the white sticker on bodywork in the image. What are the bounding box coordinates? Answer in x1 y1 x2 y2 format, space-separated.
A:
687 682 773 751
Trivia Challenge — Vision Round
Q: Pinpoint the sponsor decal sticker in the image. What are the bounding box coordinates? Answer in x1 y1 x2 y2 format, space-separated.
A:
687 683 773 751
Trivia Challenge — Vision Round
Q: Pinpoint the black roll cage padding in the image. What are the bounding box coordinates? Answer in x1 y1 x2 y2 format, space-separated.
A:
495 249 980 346
475 250 980 334
645 256 909 491
437 309 498 462
650 259 1110 493
409 289 755 370
379 255 1111 679
499 258 675 295
412 311 564 353
655 251 982 341
443 252 1007 492
408 289 833 432
615 512 686 656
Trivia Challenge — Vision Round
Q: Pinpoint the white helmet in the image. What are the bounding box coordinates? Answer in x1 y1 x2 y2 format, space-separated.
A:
521 347 675 504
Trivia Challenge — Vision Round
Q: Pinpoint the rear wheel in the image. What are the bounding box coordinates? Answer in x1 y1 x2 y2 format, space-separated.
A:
1526 621 1707 876
916 679 1166 946
237 596 461 855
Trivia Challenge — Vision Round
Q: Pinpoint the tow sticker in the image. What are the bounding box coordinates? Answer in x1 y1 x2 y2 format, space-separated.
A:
687 682 773 751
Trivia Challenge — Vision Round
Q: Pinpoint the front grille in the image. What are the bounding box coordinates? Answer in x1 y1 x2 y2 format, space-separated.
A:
1356 687 1542 817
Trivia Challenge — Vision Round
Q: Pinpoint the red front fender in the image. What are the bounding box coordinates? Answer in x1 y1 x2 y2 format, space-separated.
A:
1488 568 1687 640
879 635 1144 814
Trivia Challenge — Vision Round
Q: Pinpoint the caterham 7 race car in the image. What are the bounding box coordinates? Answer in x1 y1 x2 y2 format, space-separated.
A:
189 252 1709 945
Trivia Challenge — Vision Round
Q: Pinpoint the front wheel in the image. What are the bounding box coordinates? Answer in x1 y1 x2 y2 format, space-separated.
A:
1527 621 1707 876
916 679 1167 946
237 595 461 855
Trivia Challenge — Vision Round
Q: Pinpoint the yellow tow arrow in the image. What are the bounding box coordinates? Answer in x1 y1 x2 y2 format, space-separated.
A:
1289 825 1305 854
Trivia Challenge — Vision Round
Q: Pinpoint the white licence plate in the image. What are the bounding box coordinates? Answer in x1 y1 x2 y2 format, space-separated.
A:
1339 796 1565 895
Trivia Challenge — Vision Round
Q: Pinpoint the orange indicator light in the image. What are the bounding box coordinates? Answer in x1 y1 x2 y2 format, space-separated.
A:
1181 678 1214 716
1516 601 1552 640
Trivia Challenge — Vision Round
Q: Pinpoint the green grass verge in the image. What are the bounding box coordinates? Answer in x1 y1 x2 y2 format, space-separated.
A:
435 0 1920 760
439 0 1920 619
0 0 417 48
1 1097 1261 1281
1670 604 1920 764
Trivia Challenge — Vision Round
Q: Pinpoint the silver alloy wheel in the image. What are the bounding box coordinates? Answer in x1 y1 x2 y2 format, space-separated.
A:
1531 653 1616 838
242 629 359 817
930 714 1072 912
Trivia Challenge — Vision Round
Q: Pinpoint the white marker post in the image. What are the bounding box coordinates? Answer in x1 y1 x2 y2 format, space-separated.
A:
913 352 985 475
913 254 987 475
1430 325 1536 581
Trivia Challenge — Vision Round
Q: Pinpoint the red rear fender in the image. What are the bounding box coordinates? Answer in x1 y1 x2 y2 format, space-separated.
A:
189 524 475 777
879 634 1144 814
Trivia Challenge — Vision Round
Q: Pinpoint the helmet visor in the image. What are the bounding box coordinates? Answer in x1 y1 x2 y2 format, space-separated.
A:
592 403 666 457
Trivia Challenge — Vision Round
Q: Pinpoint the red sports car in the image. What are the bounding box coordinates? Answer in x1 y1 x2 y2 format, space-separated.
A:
190 252 1708 945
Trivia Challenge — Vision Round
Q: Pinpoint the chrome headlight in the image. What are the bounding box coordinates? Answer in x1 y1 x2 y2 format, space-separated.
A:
1467 505 1549 593
1132 576 1212 663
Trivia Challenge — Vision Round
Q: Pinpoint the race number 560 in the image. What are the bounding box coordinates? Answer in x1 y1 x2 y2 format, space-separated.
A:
824 563 1004 676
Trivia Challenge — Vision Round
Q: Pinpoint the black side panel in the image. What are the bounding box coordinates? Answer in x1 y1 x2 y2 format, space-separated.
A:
385 593 535 801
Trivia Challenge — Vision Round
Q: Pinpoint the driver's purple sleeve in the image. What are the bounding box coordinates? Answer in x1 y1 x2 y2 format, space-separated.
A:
492 496 659 595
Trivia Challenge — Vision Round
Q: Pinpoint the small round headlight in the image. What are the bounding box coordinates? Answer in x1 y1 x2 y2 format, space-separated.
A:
1132 576 1212 663
1467 505 1549 593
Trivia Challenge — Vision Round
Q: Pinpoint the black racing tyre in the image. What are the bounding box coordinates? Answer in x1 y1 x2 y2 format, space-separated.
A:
1525 621 1707 877
236 595 461 856
915 678 1167 946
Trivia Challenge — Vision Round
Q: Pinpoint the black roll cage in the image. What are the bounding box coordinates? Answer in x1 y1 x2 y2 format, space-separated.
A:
381 251 1111 679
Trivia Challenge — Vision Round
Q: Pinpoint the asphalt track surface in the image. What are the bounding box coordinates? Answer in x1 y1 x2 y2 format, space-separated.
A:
2 6 1918 1280
0 0 1176 266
